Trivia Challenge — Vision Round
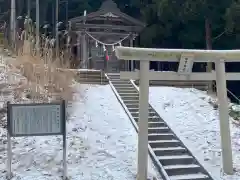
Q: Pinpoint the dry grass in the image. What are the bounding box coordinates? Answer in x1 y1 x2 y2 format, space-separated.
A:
7 42 76 102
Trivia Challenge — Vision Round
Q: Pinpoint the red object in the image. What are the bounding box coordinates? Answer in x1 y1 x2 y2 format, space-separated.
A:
106 52 109 61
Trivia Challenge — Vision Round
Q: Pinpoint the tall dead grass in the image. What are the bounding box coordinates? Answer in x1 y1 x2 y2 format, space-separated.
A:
7 41 76 102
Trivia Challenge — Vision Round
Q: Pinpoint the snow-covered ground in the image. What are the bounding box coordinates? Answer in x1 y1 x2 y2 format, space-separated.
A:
0 52 161 179
2 48 240 180
149 87 240 180
0 84 161 180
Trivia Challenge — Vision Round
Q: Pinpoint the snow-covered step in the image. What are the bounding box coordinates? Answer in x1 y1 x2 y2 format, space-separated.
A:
148 127 171 133
110 77 123 80
158 155 194 166
170 173 210 180
133 116 161 122
76 71 109 84
117 89 138 93
149 122 167 127
131 116 163 124
118 93 139 97
149 140 181 148
164 164 201 176
107 73 120 76
131 111 156 117
133 113 161 121
111 81 131 84
123 102 139 107
116 90 137 94
148 122 166 127
152 147 187 156
148 133 175 140
124 104 139 109
129 109 155 113
107 74 120 79
148 117 164 122
127 107 151 112
134 117 162 122
123 99 139 103
121 96 139 100
114 86 136 90
148 133 175 141
110 79 127 82
118 91 138 94
113 84 133 87
111 79 129 82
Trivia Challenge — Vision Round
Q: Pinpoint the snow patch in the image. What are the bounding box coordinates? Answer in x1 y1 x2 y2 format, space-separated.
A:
149 87 240 180
0 84 161 179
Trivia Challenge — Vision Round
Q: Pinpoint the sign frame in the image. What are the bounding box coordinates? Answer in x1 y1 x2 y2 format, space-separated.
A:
6 100 67 180
7 102 66 137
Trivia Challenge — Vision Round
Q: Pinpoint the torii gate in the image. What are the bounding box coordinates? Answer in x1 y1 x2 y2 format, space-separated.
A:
115 46 240 180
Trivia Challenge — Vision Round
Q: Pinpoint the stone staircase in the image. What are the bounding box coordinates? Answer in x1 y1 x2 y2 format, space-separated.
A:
75 70 108 85
106 73 214 180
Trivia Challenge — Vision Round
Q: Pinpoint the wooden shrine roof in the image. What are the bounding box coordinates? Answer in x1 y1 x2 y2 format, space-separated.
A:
70 0 146 33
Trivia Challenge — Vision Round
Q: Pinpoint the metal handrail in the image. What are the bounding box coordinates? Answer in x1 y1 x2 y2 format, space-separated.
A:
212 82 240 104
227 88 240 104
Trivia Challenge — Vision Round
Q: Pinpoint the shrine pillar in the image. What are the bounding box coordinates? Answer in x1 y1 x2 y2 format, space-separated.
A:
77 32 81 66
82 31 88 68
130 33 134 71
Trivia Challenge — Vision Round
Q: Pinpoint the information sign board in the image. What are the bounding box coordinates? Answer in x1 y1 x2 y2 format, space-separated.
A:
7 103 64 137
6 101 67 180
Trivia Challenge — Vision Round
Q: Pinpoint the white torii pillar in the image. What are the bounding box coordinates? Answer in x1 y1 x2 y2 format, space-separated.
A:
115 46 236 177
215 59 233 174
137 60 149 180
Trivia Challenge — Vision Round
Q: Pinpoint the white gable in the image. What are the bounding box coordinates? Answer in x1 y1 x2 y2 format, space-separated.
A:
101 12 119 18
